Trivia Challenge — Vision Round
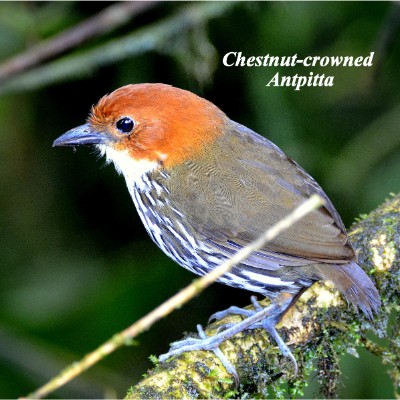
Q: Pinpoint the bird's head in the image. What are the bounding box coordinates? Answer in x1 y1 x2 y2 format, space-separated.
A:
53 83 229 176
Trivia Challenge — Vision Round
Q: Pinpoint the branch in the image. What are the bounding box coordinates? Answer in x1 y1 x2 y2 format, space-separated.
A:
126 193 400 399
0 2 237 95
0 1 158 83
25 196 324 399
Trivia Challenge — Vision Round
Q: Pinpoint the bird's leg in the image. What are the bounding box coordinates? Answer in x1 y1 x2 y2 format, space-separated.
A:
207 296 263 333
159 292 298 383
208 295 262 323
210 292 301 375
208 304 256 322
212 293 298 374
196 324 239 387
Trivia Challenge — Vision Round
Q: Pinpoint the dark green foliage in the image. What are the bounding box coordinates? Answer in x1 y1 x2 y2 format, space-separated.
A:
0 2 398 398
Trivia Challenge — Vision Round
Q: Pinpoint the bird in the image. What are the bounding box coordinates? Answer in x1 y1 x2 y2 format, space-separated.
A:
53 83 380 382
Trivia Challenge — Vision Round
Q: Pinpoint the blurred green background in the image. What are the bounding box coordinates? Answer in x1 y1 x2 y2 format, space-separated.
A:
0 2 399 398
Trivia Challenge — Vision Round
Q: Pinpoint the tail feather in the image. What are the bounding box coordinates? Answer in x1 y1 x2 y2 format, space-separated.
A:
314 261 381 319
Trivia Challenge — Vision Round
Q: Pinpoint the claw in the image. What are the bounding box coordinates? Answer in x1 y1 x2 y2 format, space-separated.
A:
169 337 201 350
208 306 255 323
216 322 236 333
197 325 239 387
261 318 298 376
250 295 263 311
159 293 299 385
159 324 240 387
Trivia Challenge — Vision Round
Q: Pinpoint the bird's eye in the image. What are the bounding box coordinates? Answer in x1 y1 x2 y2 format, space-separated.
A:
116 117 135 134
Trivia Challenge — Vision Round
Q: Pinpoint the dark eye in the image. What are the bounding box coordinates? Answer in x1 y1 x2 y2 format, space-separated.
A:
116 117 134 134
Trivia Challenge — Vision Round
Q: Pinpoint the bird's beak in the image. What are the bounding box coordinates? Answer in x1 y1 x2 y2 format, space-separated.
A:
53 124 113 147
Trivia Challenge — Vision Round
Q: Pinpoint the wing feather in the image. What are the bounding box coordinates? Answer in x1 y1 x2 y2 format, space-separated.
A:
165 121 355 269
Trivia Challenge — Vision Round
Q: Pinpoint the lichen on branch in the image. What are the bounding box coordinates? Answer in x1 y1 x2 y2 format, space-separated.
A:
126 194 400 399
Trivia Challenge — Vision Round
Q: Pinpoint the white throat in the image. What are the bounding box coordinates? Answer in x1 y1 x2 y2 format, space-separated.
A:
97 145 159 186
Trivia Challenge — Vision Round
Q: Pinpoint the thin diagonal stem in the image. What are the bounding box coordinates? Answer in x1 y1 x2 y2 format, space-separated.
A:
26 194 324 399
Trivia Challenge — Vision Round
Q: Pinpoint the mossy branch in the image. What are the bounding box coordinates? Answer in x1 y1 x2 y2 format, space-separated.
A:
126 194 400 399
26 196 323 399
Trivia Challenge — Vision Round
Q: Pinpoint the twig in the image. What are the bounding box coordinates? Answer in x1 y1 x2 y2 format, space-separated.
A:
127 193 400 399
0 2 236 95
26 195 324 399
0 1 158 83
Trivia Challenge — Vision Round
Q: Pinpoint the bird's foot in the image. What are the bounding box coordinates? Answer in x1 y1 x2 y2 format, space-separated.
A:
159 294 298 385
210 295 298 376
208 295 263 323
159 323 239 387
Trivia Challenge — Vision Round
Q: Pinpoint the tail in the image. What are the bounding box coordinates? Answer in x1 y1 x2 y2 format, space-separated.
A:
314 261 381 319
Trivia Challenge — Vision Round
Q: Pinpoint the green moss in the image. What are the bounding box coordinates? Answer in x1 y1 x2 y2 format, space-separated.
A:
126 194 400 399
148 354 159 366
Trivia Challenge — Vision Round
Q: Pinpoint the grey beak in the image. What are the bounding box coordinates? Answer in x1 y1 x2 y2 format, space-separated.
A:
53 124 111 147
